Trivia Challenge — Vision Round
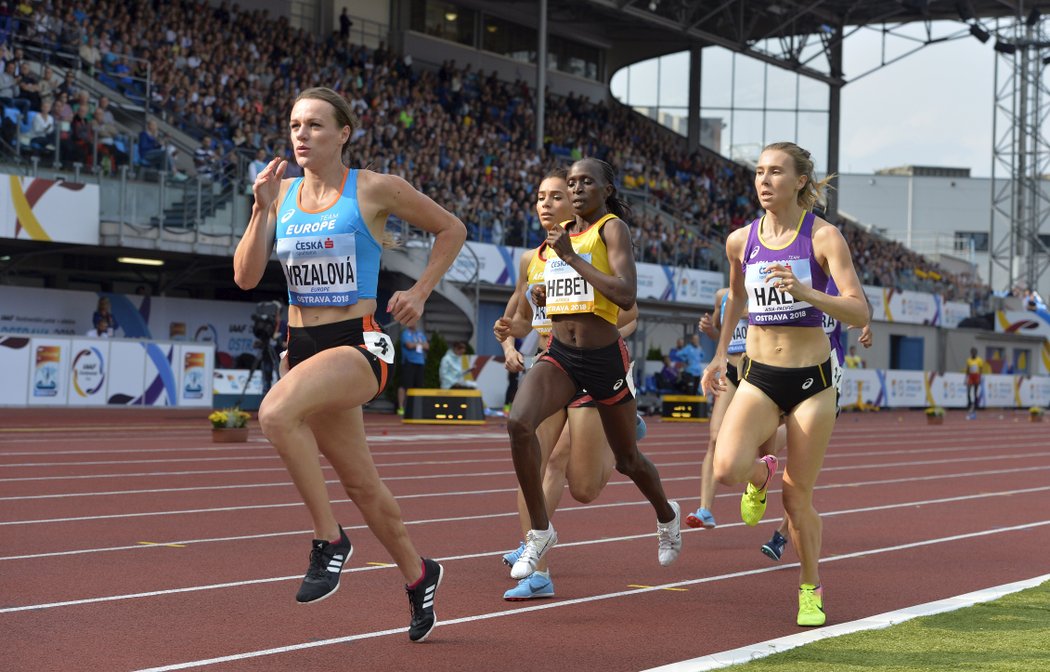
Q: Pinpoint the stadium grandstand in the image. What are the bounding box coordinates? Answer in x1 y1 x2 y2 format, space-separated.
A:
0 0 994 296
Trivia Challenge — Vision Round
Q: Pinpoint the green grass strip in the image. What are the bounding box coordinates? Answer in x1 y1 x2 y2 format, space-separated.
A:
731 581 1050 671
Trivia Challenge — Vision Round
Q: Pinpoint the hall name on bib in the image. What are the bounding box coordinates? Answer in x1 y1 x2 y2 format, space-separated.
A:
752 284 797 307
288 257 356 287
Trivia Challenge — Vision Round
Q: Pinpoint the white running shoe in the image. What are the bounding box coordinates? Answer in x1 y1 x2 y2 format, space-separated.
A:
510 524 558 579
657 501 682 566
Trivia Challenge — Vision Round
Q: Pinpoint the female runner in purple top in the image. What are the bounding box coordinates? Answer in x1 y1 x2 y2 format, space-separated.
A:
701 142 869 627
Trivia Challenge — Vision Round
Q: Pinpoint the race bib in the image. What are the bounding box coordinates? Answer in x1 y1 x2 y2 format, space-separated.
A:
831 356 844 395
744 259 814 325
821 311 839 335
544 254 594 316
277 231 359 307
526 282 551 334
363 331 395 364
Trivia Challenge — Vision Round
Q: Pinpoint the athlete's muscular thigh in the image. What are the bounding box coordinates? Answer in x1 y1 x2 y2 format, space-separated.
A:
712 381 780 483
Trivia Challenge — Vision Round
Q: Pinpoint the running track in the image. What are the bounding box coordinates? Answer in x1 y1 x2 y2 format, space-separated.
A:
1 408 1047 672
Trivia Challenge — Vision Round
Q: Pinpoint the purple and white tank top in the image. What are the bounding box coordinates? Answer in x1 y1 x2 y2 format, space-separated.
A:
742 211 828 328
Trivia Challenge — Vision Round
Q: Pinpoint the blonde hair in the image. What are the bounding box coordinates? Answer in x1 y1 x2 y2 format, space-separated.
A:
762 142 836 210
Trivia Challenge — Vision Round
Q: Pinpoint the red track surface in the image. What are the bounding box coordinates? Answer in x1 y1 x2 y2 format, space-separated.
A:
1 408 1048 671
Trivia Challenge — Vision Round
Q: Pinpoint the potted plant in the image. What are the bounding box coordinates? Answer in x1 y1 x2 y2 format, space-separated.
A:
924 406 946 425
209 408 251 442
1030 406 1045 423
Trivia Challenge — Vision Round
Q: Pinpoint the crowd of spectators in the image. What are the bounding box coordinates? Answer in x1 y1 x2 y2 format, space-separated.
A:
0 0 994 307
837 218 989 305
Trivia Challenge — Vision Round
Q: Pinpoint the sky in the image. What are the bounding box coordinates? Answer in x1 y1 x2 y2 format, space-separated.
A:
610 20 1003 177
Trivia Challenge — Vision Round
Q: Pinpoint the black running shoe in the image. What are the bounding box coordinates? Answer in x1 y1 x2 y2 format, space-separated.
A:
405 558 443 642
296 526 353 604
761 530 788 562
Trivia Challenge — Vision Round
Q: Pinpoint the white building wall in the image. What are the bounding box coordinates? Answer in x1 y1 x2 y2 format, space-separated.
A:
837 173 1050 300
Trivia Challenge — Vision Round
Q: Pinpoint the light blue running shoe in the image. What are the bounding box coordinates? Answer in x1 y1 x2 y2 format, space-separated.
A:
636 413 648 441
503 571 555 601
502 541 526 567
684 507 716 529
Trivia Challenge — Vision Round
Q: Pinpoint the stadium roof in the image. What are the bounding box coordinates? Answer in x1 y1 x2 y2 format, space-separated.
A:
516 0 1022 85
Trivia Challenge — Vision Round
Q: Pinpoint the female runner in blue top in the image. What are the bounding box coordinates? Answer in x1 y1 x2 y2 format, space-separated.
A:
701 142 868 627
234 87 466 642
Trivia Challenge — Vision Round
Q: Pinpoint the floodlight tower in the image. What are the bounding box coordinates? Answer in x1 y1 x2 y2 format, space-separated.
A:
988 7 1050 294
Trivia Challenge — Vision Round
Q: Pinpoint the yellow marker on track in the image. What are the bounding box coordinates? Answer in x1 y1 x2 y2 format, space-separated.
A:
628 584 688 592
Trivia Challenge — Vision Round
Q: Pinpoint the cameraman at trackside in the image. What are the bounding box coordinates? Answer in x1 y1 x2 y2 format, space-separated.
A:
253 301 286 396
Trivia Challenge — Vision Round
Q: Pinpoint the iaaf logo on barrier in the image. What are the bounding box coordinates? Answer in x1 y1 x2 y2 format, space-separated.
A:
72 347 105 397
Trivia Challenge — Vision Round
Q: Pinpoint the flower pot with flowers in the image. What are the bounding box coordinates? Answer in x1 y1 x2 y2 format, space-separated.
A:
209 408 251 442
1030 406 1045 423
924 406 946 425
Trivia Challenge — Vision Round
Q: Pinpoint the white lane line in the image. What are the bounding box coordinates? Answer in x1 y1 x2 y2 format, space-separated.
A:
3 485 1048 614
2 448 1043 504
1 438 1038 484
2 459 1048 528
126 520 1050 672
1 425 1041 463
641 573 1050 672
2 424 1041 466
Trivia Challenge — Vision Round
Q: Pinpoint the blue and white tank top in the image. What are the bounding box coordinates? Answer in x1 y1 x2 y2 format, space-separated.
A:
822 277 844 366
742 210 828 327
721 292 748 355
274 169 381 307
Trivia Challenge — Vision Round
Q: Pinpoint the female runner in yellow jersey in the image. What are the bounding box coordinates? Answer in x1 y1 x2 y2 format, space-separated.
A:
494 168 639 599
505 158 681 580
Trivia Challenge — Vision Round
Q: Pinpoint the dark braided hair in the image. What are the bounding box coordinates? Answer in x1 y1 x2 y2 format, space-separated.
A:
573 158 633 221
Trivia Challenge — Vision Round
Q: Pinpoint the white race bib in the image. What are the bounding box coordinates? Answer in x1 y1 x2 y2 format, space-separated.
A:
363 331 395 364
744 259 814 325
544 254 594 316
526 282 552 335
277 232 359 306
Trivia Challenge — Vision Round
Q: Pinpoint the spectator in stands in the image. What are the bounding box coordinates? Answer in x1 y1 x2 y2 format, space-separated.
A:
79 34 101 75
397 322 429 413
0 61 29 118
27 96 54 152
37 65 59 100
194 134 218 181
138 117 175 173
53 90 73 123
339 7 352 40
92 95 125 170
439 340 476 389
16 63 39 111
246 146 268 193
57 69 77 98
85 315 112 338
63 102 91 165
92 297 119 334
